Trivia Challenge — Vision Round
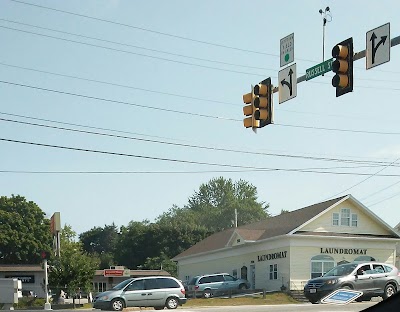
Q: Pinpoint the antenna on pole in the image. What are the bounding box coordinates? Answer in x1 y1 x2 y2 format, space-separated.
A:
319 6 333 66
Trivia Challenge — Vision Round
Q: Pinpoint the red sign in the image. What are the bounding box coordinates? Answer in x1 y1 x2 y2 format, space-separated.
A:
103 269 124 277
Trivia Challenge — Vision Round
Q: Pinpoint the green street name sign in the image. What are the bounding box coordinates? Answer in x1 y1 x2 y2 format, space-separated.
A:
306 58 333 81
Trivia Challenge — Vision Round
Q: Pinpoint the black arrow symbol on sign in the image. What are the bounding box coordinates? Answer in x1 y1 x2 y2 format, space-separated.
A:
281 68 293 96
370 32 388 64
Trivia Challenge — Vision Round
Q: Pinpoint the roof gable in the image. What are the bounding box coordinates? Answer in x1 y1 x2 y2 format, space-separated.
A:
174 195 348 260
294 195 399 237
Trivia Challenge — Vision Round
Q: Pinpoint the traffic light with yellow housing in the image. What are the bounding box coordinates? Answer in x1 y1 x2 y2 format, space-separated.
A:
242 87 258 128
242 78 273 129
331 37 353 97
254 78 273 128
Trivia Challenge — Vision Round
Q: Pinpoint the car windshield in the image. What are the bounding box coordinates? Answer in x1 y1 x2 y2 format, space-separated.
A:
323 263 358 277
112 278 133 290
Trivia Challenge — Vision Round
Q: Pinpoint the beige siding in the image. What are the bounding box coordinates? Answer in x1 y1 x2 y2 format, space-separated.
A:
301 200 391 235
178 247 291 291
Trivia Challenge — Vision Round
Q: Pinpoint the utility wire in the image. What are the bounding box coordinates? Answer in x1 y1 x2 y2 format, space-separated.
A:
0 111 181 141
3 18 400 79
1 111 397 164
361 180 400 201
0 19 276 72
3 62 400 129
2 137 400 176
368 191 400 207
3 26 400 87
325 158 400 200
0 25 264 77
0 80 239 121
2 79 400 136
3 115 400 167
6 0 293 58
0 62 238 107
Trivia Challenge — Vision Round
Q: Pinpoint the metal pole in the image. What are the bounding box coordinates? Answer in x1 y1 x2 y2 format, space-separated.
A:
44 259 51 310
322 18 326 63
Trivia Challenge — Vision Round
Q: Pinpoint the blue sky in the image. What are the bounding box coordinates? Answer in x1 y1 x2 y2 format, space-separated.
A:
1 0 400 235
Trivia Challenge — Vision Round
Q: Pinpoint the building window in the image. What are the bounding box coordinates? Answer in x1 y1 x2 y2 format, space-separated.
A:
354 255 376 262
241 266 248 280
311 255 335 279
269 264 278 280
232 269 237 278
341 208 350 226
93 282 107 293
351 213 358 227
332 213 339 226
333 208 358 227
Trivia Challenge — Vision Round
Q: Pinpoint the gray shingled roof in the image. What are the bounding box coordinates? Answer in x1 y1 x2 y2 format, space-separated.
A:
173 195 348 260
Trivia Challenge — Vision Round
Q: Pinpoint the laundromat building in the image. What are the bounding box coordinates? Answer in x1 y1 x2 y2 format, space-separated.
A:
173 194 400 292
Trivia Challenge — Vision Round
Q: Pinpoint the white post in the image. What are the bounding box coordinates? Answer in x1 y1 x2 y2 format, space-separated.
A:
235 209 238 227
44 259 52 310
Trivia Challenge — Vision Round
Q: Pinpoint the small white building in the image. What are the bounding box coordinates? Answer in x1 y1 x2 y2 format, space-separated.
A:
173 194 400 292
0 265 45 298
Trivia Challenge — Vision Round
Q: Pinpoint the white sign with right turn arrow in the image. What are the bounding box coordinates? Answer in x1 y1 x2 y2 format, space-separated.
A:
366 23 390 70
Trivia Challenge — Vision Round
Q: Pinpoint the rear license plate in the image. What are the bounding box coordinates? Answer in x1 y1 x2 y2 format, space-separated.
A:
310 289 316 293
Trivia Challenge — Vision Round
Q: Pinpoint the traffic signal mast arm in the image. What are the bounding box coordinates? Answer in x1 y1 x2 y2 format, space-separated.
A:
271 35 400 94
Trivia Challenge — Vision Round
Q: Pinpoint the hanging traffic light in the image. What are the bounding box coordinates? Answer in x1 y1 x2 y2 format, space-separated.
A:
242 86 258 128
331 37 353 97
254 78 273 128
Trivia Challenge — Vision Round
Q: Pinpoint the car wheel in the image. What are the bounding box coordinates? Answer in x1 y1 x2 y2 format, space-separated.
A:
203 290 212 299
383 284 396 300
165 297 179 309
239 284 247 290
309 299 319 304
110 298 124 311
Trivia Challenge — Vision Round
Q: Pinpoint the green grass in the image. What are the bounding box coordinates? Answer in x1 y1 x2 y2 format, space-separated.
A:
184 292 299 307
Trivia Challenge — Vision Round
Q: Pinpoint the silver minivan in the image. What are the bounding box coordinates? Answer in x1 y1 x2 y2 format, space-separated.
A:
93 276 187 311
187 273 250 298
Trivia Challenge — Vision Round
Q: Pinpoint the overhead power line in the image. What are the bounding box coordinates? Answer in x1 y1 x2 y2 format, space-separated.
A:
0 62 238 107
0 19 277 72
360 180 400 201
367 191 400 207
326 158 400 200
0 25 264 77
7 0 284 57
2 80 400 135
0 80 239 121
3 114 400 168
2 136 400 176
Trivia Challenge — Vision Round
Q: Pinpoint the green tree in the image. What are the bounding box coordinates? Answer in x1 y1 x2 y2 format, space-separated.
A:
49 225 99 297
0 195 52 264
79 224 119 269
114 221 150 270
143 252 177 277
160 177 270 233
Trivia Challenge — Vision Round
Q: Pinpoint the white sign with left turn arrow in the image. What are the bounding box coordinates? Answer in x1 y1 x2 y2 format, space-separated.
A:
278 63 297 104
